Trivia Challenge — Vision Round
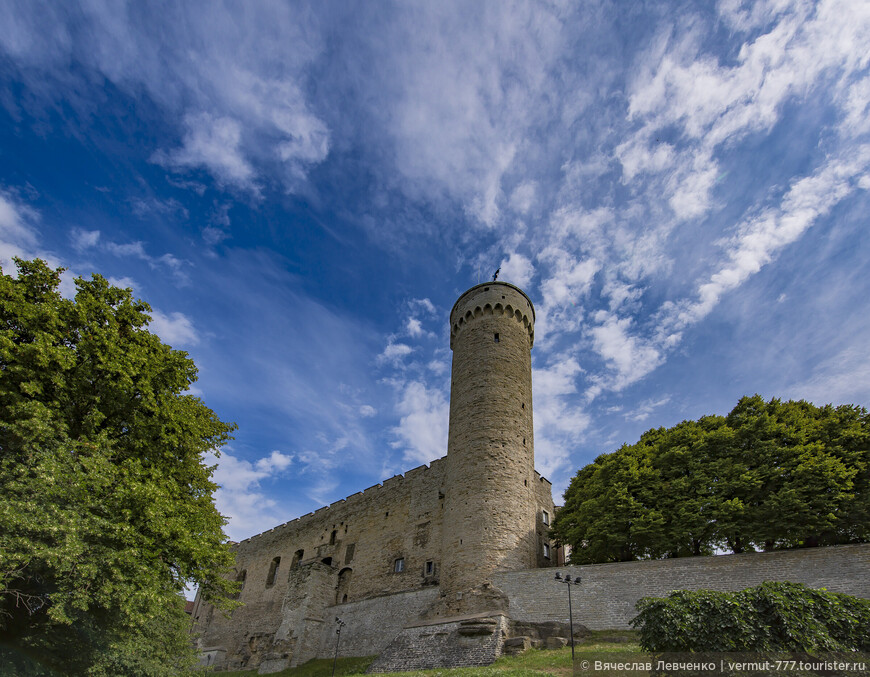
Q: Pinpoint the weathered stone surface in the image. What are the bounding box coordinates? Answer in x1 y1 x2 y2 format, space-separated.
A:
545 637 568 649
367 615 509 672
503 636 531 655
493 543 870 630
509 620 589 641
442 283 545 599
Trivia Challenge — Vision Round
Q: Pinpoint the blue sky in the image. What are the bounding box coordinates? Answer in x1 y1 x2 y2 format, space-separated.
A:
2 1 869 544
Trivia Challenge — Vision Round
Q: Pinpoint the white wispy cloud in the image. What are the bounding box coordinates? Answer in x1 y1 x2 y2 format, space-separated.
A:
70 228 100 252
533 357 589 481
389 380 449 466
152 113 257 192
498 252 535 289
0 193 38 271
660 145 870 335
0 2 330 194
588 312 663 397
206 449 292 541
377 341 413 366
147 309 199 347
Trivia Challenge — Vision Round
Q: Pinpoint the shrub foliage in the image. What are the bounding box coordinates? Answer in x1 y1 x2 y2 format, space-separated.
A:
631 582 870 652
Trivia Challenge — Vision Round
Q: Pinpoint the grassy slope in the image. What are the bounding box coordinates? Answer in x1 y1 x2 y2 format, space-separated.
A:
215 631 640 677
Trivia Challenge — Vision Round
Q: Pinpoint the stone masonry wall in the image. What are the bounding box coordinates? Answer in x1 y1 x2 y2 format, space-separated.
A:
316 587 441 659
192 459 447 668
442 282 540 598
493 543 870 630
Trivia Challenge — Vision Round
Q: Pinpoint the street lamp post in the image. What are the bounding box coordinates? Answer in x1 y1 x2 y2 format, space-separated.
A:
554 572 581 660
331 617 346 677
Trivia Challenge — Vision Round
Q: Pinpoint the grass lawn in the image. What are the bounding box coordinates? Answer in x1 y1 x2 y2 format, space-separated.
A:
213 630 641 677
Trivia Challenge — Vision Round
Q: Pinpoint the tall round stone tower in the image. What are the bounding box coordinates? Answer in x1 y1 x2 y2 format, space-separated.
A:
440 281 537 603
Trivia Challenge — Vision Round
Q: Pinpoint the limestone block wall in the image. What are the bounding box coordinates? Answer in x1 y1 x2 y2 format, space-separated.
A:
315 587 441 659
492 543 870 630
191 459 447 667
442 282 539 596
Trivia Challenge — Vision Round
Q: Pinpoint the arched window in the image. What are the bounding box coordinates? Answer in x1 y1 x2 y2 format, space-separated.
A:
290 549 304 569
330 530 337 545
336 568 352 605
266 557 280 587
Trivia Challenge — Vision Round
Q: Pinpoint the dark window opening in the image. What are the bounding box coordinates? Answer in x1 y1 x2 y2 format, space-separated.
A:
330 530 337 545
342 594 348 603
322 556 333 566
484 287 489 291
291 549 304 570
394 558 405 573
425 560 434 576
345 543 355 564
523 438 526 445
234 570 247 599
266 557 280 587
494 333 500 342
522 402 525 409
524 479 528 487
543 543 551 559
385 511 389 518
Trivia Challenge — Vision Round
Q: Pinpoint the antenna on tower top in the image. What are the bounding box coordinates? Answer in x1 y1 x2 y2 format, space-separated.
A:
492 268 500 282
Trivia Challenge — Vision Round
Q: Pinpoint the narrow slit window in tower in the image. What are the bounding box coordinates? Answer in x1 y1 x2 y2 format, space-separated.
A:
494 333 499 342
425 560 434 576
330 530 337 545
394 558 405 573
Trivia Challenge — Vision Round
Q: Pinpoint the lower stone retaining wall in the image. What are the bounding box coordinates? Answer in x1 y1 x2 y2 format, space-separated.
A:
367 615 508 672
316 587 441 659
493 543 870 630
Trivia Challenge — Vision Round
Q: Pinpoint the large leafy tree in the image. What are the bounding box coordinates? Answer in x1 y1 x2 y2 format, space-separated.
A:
552 395 869 563
0 259 238 675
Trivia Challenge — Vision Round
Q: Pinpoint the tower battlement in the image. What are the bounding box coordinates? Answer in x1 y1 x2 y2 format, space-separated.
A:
450 282 535 349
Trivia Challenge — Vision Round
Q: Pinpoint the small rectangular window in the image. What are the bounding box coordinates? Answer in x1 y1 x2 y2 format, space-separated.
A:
494 333 500 342
542 510 550 526
543 543 551 559
425 560 434 576
394 558 405 573
345 543 355 565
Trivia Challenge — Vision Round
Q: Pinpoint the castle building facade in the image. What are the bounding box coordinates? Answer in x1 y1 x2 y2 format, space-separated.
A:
191 282 558 671
190 281 870 672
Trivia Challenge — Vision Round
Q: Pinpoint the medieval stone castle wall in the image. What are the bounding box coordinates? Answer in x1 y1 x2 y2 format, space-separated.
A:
190 282 870 673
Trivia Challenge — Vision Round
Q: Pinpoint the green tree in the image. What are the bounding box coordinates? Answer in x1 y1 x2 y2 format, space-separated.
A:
0 259 239 675
552 395 869 563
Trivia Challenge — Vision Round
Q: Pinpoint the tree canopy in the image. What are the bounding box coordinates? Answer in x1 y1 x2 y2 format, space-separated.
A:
0 259 238 675
551 395 869 564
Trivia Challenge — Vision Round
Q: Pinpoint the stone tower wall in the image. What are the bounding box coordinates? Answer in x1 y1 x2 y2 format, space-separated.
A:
441 282 539 596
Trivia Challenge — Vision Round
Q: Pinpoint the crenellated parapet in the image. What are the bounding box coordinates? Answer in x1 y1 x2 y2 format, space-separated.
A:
449 282 535 350
236 457 447 547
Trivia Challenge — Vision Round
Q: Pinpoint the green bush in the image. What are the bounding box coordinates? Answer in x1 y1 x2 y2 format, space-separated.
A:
630 582 870 652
